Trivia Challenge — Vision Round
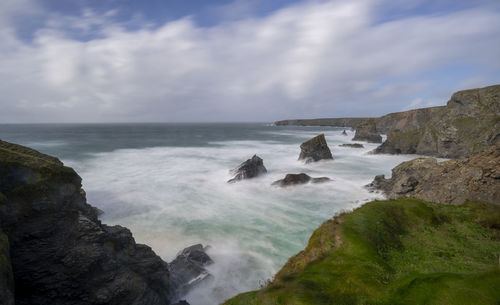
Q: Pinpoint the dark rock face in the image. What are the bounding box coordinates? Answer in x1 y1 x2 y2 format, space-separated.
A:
339 143 364 148
272 173 331 187
375 85 500 158
228 155 267 183
368 144 500 205
298 134 333 163
169 244 213 298
0 140 174 305
352 119 382 143
341 130 348 136
0 229 14 305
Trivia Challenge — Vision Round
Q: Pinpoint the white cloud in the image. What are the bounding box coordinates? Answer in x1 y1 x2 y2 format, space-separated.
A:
0 0 499 122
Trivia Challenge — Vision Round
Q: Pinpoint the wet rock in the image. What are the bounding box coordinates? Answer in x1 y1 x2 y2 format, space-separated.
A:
0 140 174 305
341 130 348 136
339 143 364 148
228 155 267 183
368 144 500 205
352 119 382 143
298 134 333 163
272 173 331 187
169 244 214 297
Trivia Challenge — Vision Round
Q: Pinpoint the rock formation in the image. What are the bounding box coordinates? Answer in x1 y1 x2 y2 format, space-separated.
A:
339 143 364 148
228 155 267 183
298 134 333 163
272 173 331 187
341 130 348 136
169 244 213 297
352 119 382 143
275 118 369 127
375 84 500 158
0 140 178 305
368 144 500 205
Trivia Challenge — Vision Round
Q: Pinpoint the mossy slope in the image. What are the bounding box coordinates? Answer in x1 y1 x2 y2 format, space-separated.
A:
224 199 500 305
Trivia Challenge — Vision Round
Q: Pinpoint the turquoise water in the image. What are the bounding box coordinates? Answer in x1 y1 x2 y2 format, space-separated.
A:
0 123 418 304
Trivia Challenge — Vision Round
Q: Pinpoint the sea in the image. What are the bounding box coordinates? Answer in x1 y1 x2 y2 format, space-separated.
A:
0 123 419 305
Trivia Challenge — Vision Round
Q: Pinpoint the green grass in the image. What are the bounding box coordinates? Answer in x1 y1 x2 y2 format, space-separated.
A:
224 199 500 305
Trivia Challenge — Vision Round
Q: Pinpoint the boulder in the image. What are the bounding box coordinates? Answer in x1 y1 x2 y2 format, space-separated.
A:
272 173 331 187
169 244 214 298
368 144 500 205
298 134 333 163
339 143 364 148
352 119 382 143
228 155 267 183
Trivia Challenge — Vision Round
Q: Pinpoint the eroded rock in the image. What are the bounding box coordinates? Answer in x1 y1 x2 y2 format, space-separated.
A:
228 155 267 183
298 134 333 163
352 119 382 143
272 173 331 187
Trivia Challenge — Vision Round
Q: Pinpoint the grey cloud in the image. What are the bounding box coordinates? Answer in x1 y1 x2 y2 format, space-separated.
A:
0 0 499 123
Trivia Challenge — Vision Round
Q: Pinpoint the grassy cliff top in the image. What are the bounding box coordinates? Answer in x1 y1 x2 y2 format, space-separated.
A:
225 199 500 305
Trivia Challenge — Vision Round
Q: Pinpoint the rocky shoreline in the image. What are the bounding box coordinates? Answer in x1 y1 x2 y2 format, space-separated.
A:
275 84 500 158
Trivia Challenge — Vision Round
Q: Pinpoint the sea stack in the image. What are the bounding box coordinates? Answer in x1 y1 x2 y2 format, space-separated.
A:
352 119 382 143
298 134 333 163
228 155 267 183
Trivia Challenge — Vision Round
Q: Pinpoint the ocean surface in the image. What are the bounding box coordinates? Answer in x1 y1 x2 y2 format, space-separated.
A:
0 123 419 304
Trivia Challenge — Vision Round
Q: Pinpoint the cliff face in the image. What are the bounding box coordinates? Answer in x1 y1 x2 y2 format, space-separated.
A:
274 118 369 127
0 140 174 305
369 144 500 205
375 106 444 134
376 85 500 158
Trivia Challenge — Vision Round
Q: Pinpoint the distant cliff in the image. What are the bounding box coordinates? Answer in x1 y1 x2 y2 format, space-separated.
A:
375 84 500 158
0 140 175 305
274 118 369 127
275 84 500 158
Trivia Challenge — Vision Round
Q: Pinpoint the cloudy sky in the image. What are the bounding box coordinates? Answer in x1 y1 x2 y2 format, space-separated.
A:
1 0 499 123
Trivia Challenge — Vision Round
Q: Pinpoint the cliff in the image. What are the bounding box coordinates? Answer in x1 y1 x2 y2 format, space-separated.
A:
375 84 500 157
274 118 369 127
224 198 500 305
369 144 500 205
0 140 175 305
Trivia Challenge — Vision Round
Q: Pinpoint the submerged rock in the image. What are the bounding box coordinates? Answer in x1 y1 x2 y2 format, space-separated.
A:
272 173 331 187
368 144 500 205
169 244 214 298
298 134 333 163
228 155 267 183
352 119 382 143
339 143 364 148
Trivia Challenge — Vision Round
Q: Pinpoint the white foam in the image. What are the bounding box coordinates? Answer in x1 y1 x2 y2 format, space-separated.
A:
66 128 417 305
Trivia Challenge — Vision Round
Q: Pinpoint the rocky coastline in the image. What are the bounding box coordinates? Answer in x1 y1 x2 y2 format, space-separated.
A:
275 84 500 158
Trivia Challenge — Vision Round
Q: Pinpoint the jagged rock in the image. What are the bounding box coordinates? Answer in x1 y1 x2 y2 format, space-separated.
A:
375 84 500 158
298 134 333 163
341 130 348 136
169 244 213 297
0 140 174 305
272 173 331 187
339 143 364 148
352 119 382 143
228 155 267 183
368 144 500 205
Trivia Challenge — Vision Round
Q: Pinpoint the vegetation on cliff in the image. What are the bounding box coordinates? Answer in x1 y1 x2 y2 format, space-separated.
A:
225 198 500 305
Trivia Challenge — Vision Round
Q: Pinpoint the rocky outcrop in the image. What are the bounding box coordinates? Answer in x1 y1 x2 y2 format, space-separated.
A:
0 229 14 305
341 130 348 136
169 244 213 297
228 155 267 183
368 144 500 205
272 173 331 187
339 143 364 148
298 134 333 163
352 119 382 143
275 118 369 127
0 140 176 305
375 106 444 134
375 85 500 158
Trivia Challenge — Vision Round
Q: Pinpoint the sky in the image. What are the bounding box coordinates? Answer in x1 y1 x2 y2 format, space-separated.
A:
0 0 499 123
